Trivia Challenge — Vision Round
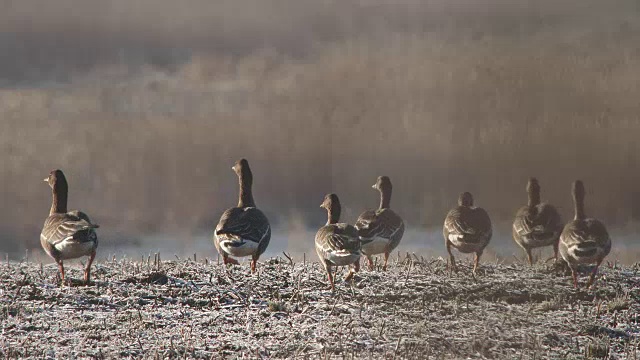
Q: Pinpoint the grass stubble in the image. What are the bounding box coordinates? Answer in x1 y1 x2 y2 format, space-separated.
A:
0 253 639 359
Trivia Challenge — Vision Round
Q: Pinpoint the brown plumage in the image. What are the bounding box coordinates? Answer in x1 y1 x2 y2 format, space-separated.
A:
214 159 271 273
512 178 563 265
559 180 611 288
355 176 404 271
41 170 99 284
315 194 361 290
443 192 492 274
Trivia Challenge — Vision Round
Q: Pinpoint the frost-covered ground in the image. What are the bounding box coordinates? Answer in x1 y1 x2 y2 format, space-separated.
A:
1 254 639 359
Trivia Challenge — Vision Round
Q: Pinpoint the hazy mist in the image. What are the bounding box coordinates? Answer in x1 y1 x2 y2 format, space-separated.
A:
2 0 640 263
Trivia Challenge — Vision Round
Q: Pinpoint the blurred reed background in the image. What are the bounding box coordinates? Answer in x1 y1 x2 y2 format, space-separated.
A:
1 0 639 262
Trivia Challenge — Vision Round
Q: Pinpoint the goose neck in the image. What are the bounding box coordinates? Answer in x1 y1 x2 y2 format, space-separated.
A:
237 175 255 208
50 183 68 215
573 194 585 220
527 190 540 207
379 187 391 210
326 206 341 225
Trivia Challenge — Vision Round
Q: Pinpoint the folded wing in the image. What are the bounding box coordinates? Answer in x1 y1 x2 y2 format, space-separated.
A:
42 211 99 247
215 207 271 245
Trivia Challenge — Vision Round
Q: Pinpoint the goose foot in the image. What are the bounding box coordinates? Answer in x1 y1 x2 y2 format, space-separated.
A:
222 254 239 266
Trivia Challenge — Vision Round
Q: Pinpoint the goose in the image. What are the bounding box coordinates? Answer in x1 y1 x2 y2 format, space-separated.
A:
315 194 361 290
214 159 271 272
443 192 492 274
512 178 563 265
559 180 611 288
41 169 99 284
355 176 405 270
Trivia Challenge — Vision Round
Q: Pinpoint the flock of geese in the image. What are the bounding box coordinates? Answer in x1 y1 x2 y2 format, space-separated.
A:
40 159 611 290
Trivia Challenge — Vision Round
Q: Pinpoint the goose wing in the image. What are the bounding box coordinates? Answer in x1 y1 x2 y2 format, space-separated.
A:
561 218 611 260
355 208 405 253
354 210 377 238
41 212 99 247
513 206 536 237
531 203 563 242
67 210 100 227
514 204 562 238
562 219 610 247
444 207 489 236
316 224 360 252
356 209 403 238
215 207 271 245
470 207 492 238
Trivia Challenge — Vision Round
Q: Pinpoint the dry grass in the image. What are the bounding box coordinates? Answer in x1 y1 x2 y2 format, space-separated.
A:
585 338 610 359
607 296 631 312
537 297 565 313
0 255 639 358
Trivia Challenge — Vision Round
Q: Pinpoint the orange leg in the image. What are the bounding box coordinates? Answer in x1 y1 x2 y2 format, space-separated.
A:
586 259 604 288
325 263 335 291
344 272 354 282
250 255 258 273
84 250 96 284
57 260 65 285
382 252 390 271
473 252 481 275
571 268 579 288
545 242 559 263
526 249 534 265
366 256 374 271
446 241 457 273
222 253 239 266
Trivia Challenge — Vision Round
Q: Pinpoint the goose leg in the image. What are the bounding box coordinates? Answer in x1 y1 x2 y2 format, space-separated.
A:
545 242 559 263
382 252 390 271
57 260 65 285
250 255 258 273
222 253 239 266
84 250 96 284
325 262 335 291
473 252 481 275
525 249 534 265
570 268 579 289
586 259 604 288
367 256 374 271
446 241 457 273
344 270 354 282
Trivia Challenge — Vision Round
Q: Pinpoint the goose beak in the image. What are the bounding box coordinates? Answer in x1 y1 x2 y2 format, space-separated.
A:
371 184 377 189
43 177 49 182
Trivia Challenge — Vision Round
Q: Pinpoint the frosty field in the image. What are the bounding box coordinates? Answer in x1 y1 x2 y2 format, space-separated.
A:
1 254 639 359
